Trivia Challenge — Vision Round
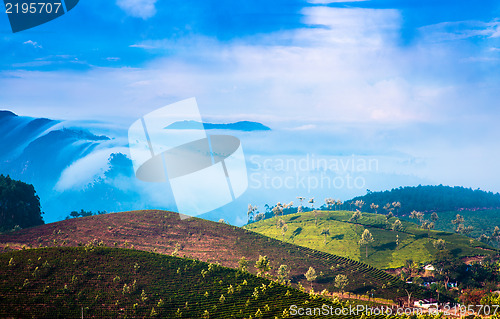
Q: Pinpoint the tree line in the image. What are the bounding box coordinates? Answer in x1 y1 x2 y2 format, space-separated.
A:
346 185 500 215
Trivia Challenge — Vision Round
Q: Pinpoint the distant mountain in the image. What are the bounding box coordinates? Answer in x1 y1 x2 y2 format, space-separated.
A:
0 110 271 223
0 110 134 222
165 120 271 131
345 185 500 215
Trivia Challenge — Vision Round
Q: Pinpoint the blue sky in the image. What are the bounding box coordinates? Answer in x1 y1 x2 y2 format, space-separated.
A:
1 0 500 197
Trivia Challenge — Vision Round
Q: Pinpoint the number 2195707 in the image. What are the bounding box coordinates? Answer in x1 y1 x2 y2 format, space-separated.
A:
5 2 62 14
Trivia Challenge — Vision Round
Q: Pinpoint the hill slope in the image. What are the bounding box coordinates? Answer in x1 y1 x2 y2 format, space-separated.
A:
0 247 355 318
244 210 495 269
0 210 429 301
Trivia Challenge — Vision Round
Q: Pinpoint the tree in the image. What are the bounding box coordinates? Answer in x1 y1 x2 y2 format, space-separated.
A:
238 257 249 272
492 226 500 247
247 204 258 223
433 239 446 250
309 198 318 226
434 250 460 290
321 228 330 244
392 202 401 214
272 203 284 228
370 203 379 214
305 267 317 287
386 211 394 221
336 200 343 210
308 198 315 210
456 223 474 235
297 197 305 213
383 203 393 215
358 229 374 258
349 210 361 223
325 198 334 210
281 223 288 241
277 265 290 284
334 274 349 296
410 210 426 228
354 200 365 210
431 212 439 222
478 234 490 244
255 255 271 277
392 219 403 231
0 175 44 232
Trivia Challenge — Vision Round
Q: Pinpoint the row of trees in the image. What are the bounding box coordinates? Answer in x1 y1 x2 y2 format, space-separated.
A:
346 185 500 215
247 198 402 224
238 255 350 296
65 209 108 219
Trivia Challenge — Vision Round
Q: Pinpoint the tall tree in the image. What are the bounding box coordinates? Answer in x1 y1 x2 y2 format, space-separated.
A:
349 210 362 223
334 274 349 297
354 200 365 210
305 266 317 288
247 204 258 223
297 197 305 213
277 265 290 284
392 201 401 214
272 203 284 228
281 223 288 241
359 229 375 258
321 228 330 244
325 198 334 210
392 219 403 231
370 203 379 214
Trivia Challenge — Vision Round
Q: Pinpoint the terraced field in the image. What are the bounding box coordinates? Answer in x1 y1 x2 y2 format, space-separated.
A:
0 210 430 301
1 246 363 318
245 210 495 269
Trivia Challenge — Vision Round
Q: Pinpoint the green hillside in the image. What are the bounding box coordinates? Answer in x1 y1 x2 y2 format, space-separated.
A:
0 246 363 318
245 210 495 269
0 210 430 301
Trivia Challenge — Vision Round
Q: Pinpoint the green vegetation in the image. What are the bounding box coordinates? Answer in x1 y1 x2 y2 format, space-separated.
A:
0 246 357 318
0 210 431 301
245 210 494 269
346 185 500 215
413 209 500 244
0 175 44 232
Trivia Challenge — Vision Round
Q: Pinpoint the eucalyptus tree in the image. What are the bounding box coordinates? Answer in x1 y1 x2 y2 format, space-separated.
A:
297 196 305 213
320 228 330 244
359 229 375 258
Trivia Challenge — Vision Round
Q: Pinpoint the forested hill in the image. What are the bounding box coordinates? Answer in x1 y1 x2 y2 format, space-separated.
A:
346 185 500 215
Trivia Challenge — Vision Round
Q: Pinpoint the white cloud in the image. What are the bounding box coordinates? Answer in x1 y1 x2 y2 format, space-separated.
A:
116 0 157 19
418 20 500 42
308 0 368 3
23 40 42 49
